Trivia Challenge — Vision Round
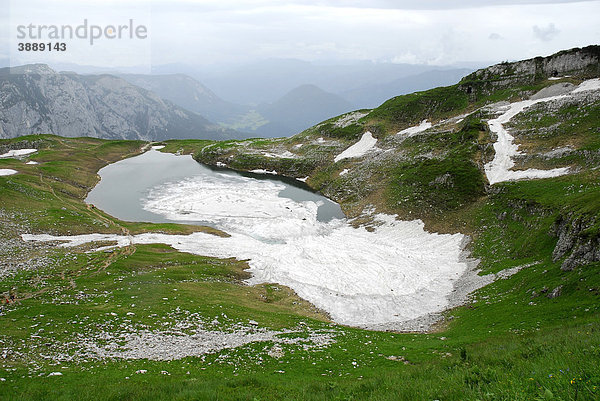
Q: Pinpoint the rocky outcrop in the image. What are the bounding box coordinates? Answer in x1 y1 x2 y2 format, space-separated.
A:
0 64 242 141
459 45 600 96
550 214 600 271
547 285 563 299
0 139 46 155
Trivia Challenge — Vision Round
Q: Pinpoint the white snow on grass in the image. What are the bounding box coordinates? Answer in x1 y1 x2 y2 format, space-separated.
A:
26 161 39 165
484 78 600 185
0 149 37 158
0 169 18 176
250 169 277 175
396 120 431 138
22 233 132 249
23 170 473 328
334 131 377 162
297 176 309 182
339 169 349 176
151 145 165 150
572 78 600 93
484 94 573 185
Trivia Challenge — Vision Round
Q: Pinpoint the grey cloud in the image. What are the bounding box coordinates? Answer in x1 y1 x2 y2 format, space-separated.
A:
152 0 597 12
247 0 599 10
533 23 560 41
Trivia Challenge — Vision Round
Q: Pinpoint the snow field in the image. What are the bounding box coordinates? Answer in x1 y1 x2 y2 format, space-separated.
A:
24 170 471 328
396 120 431 137
334 131 377 162
0 169 18 176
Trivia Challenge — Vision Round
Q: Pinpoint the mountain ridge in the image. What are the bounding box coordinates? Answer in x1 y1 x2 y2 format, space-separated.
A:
0 65 244 141
256 84 353 137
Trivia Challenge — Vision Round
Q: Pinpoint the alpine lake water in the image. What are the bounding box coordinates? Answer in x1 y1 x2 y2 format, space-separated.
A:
86 149 345 227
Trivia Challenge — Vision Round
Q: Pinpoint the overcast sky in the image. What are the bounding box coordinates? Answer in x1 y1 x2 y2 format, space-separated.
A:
2 0 599 70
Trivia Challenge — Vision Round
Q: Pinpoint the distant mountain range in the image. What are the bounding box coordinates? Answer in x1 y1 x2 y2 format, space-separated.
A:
257 84 353 136
120 61 473 137
154 59 476 105
0 60 475 140
116 74 356 138
0 65 242 141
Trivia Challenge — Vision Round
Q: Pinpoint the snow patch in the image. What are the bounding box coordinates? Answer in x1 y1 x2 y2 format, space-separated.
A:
396 120 431 138
250 169 277 175
296 176 309 182
26 161 39 165
339 169 349 176
334 131 377 162
484 94 571 185
151 145 165 150
0 149 37 158
0 169 18 176
572 78 600 93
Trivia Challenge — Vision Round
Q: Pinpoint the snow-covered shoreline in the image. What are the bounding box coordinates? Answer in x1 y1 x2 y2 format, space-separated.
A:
22 150 479 329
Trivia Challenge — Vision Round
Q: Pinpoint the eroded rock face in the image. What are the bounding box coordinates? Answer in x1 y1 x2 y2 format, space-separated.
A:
459 45 600 95
551 214 600 271
0 64 239 141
